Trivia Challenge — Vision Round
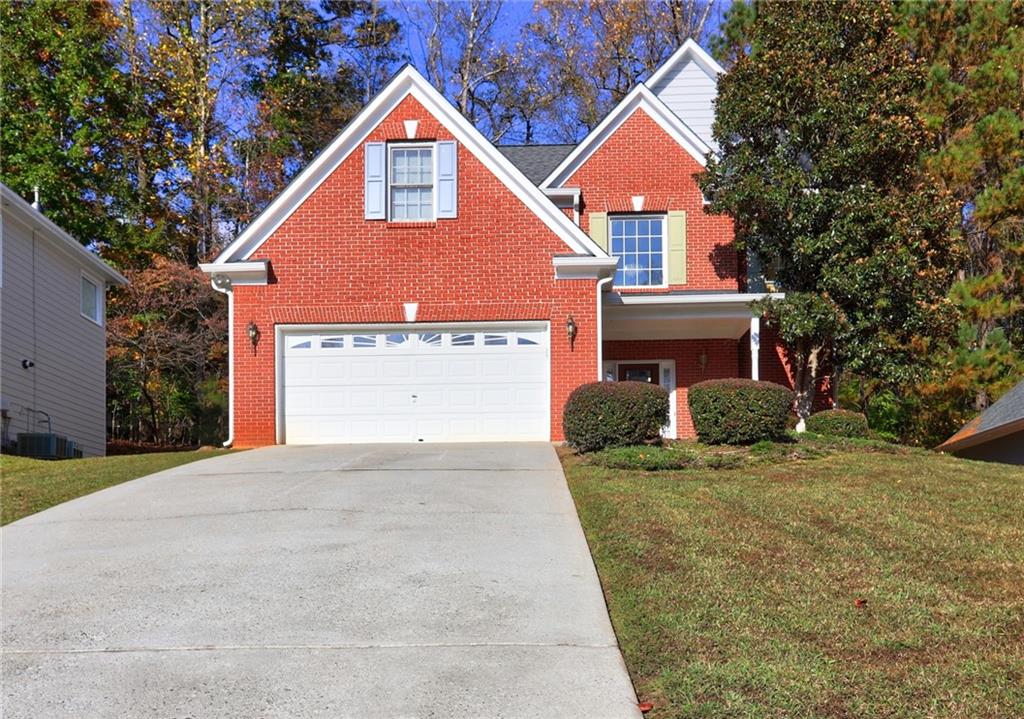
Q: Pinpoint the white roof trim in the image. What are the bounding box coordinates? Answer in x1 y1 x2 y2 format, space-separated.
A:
198 260 268 286
210 66 607 264
1 182 127 285
552 255 618 280
540 84 712 189
646 38 725 89
606 292 784 306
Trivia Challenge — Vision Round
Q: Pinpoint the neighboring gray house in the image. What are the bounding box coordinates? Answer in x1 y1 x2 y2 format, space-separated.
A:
937 379 1024 465
1 183 127 457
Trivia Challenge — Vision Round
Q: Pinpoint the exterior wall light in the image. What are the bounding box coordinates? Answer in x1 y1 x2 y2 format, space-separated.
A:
247 321 261 353
566 315 578 350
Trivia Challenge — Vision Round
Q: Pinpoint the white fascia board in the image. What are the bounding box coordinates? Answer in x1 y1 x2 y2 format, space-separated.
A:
212 66 607 264
607 291 784 307
1 183 128 285
552 255 618 280
543 187 580 200
646 38 725 88
540 85 712 189
199 260 269 285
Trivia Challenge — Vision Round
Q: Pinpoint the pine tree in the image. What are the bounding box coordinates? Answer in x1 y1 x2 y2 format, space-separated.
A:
901 0 1024 418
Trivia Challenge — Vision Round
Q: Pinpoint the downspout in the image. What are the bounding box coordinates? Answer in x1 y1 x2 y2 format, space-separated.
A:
209 275 234 447
595 276 614 380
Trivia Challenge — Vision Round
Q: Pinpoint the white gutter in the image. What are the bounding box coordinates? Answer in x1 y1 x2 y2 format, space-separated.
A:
605 292 784 306
595 276 614 380
208 275 234 448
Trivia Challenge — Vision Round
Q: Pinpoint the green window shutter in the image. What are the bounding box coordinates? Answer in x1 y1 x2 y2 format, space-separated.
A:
667 210 687 284
588 212 608 251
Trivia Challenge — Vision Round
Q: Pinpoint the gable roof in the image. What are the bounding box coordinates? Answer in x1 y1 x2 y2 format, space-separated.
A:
539 83 712 189
497 144 576 185
209 67 607 265
645 38 725 90
938 379 1024 452
1 182 127 285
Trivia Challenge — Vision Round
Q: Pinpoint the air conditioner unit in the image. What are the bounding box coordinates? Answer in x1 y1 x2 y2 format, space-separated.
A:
17 433 60 458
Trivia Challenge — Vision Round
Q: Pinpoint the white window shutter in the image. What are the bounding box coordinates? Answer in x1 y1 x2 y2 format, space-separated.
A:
364 142 386 220
436 140 457 218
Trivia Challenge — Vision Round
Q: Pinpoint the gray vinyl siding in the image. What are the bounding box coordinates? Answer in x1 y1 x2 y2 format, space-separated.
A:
1 211 108 456
649 59 719 150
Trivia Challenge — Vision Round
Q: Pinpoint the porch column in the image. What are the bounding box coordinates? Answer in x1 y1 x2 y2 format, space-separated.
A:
750 316 760 381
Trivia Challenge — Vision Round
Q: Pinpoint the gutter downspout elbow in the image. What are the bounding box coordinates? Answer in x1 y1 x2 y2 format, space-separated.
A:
595 275 614 380
209 276 234 448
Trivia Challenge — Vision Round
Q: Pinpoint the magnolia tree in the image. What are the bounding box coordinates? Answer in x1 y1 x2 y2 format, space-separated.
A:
753 293 846 430
701 0 959 429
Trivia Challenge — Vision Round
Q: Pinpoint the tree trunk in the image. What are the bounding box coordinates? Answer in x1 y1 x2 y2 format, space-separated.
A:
793 346 821 431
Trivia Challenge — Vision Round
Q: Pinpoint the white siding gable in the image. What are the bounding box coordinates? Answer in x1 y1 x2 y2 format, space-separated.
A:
649 58 719 150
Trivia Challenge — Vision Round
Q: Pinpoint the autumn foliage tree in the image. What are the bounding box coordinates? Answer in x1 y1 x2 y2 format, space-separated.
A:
106 257 227 444
700 0 959 429
899 0 1024 440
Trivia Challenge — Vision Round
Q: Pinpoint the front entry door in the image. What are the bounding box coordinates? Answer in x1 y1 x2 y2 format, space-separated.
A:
617 363 660 383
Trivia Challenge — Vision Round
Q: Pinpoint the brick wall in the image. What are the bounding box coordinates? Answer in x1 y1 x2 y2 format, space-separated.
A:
230 95 598 446
565 108 738 292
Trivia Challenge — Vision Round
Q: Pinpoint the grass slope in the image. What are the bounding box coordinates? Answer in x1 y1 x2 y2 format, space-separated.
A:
1 451 231 525
562 446 1024 719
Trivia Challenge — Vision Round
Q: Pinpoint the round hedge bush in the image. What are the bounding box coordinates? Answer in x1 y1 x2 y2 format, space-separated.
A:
563 381 670 452
805 409 869 438
688 379 794 445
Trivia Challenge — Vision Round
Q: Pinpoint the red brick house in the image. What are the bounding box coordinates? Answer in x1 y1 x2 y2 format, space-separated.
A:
202 40 798 447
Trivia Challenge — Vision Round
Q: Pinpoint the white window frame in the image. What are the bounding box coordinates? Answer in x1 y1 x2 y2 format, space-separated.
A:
387 142 437 222
609 214 668 290
602 358 677 437
80 272 103 326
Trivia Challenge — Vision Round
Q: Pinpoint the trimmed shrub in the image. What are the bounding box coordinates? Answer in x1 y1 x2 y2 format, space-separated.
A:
563 381 670 452
806 409 869 438
590 445 698 471
688 379 794 445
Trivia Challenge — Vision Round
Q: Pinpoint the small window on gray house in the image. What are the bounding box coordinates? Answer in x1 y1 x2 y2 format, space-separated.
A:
81 276 100 324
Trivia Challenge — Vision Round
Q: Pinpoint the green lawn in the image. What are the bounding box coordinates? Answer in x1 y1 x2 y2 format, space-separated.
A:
1 450 233 525
561 441 1024 719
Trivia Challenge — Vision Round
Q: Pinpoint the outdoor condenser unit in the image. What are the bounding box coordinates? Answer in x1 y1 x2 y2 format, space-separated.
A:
16 433 77 459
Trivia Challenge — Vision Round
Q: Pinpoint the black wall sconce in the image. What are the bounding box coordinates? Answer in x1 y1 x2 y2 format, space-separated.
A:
247 321 261 354
698 349 708 375
566 315 578 351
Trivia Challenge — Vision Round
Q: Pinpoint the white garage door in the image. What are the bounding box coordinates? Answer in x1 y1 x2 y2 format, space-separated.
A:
281 323 550 444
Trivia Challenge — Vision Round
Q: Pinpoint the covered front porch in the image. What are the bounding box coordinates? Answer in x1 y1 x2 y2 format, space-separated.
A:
599 292 787 438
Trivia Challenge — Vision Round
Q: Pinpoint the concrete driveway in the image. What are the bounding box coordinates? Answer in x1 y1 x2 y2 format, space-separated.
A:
2 443 640 718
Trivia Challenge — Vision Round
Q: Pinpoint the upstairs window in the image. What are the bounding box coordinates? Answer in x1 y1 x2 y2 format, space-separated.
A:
389 145 434 221
81 275 101 324
365 141 457 221
610 216 665 287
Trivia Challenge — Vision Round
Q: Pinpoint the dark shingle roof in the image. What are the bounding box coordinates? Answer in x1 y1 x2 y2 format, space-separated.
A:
939 378 1024 450
496 144 576 185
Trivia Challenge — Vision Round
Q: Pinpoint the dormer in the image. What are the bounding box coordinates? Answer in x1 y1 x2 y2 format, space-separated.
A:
645 38 725 151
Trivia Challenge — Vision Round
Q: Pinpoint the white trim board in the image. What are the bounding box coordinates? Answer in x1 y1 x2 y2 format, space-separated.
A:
541 84 712 188
209 66 608 266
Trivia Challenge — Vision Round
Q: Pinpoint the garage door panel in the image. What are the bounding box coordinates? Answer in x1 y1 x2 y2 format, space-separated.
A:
282 325 549 444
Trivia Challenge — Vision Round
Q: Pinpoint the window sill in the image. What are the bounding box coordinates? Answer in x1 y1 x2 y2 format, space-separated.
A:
385 221 437 229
